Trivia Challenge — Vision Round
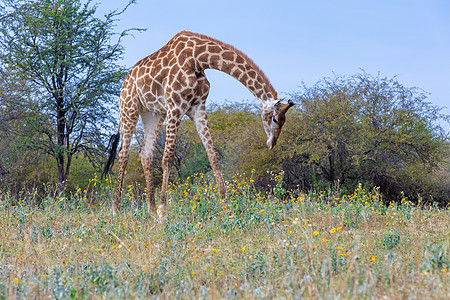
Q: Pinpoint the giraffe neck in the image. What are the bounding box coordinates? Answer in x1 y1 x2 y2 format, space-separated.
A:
188 33 277 101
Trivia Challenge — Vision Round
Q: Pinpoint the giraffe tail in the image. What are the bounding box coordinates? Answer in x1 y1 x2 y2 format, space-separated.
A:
102 125 121 179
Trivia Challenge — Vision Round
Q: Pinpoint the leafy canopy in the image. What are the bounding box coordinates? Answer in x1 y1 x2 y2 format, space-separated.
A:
0 0 141 187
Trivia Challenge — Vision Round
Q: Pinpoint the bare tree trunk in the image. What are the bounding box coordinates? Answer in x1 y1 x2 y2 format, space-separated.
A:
57 159 66 193
56 96 67 193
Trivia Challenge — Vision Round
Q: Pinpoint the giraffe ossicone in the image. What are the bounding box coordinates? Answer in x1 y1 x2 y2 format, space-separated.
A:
103 31 294 217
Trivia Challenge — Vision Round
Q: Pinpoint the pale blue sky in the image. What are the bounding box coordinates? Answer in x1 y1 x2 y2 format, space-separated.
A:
98 0 450 129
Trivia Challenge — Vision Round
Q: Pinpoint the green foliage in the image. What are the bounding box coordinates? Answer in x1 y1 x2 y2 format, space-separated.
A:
285 72 449 203
178 144 210 178
67 153 98 188
383 229 401 250
0 0 140 188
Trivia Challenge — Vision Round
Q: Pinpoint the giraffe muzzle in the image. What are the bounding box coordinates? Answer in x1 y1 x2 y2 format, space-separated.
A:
267 137 278 150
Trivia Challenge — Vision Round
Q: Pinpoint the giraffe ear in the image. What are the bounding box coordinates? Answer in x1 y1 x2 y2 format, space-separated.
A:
274 100 281 108
274 98 288 109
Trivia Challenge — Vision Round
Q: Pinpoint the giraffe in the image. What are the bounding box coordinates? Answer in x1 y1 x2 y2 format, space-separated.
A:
103 31 294 217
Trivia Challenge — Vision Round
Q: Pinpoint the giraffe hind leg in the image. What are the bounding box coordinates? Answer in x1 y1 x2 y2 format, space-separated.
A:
159 120 177 219
113 116 139 215
140 112 165 216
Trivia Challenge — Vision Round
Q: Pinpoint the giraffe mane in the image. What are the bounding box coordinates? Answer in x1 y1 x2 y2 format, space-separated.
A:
175 31 278 100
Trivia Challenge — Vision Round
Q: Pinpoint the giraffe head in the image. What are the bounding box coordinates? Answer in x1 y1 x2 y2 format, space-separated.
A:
260 99 295 150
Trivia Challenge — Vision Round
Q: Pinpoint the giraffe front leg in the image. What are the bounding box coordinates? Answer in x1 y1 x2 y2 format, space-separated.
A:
188 106 226 201
159 114 181 220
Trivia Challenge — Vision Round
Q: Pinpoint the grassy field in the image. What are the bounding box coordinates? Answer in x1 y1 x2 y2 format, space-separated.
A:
0 172 448 299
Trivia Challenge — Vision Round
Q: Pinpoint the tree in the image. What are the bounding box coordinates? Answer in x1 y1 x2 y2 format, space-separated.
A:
285 73 449 201
0 0 139 190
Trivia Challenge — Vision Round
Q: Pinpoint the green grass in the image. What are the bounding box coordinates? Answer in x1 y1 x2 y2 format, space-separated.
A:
0 172 448 299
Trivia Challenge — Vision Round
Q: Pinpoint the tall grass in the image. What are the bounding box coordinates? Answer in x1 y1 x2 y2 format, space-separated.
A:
0 172 448 298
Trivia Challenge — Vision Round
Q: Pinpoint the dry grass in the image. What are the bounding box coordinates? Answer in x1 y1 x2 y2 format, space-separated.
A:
0 173 448 299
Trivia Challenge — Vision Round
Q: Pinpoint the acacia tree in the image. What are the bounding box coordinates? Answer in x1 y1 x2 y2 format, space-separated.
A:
0 0 139 190
284 73 449 200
